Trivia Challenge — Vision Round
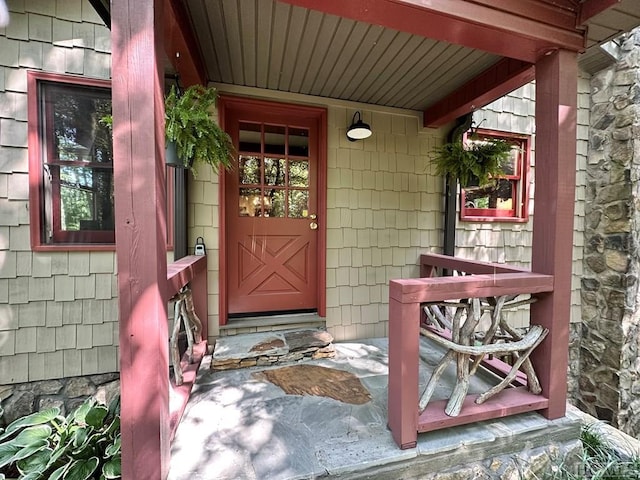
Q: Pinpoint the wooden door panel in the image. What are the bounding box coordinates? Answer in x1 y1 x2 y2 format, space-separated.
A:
230 232 316 313
224 100 322 316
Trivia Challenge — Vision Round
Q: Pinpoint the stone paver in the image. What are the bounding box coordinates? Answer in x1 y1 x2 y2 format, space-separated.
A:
211 328 335 370
169 337 582 480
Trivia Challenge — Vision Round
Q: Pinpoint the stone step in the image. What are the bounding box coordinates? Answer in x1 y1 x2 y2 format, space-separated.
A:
211 328 335 371
219 313 325 336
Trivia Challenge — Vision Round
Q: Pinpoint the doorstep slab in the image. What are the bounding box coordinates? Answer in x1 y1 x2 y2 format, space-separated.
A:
211 328 335 370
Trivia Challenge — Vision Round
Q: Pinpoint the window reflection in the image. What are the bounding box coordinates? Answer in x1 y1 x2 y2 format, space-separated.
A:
288 190 308 218
239 188 272 217
464 179 514 210
239 156 261 184
289 128 309 157
264 124 286 155
265 158 286 186
239 122 261 153
268 190 285 218
289 160 308 187
237 123 310 219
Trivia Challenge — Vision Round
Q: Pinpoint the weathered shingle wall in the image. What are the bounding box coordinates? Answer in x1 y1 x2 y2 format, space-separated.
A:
0 0 116 384
324 107 443 341
456 78 589 328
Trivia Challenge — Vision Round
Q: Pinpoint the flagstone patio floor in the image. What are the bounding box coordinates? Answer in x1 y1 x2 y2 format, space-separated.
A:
168 334 582 480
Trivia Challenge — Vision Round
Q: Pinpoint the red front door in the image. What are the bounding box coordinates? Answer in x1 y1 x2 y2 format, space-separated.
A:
222 98 325 316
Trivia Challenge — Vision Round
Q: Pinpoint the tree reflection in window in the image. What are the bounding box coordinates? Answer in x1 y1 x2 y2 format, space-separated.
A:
44 82 115 241
237 123 310 219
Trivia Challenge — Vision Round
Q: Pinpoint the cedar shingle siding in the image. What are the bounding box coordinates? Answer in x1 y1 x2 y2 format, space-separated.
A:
0 0 116 384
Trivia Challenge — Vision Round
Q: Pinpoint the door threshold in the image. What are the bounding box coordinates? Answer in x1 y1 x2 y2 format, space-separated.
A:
220 313 325 335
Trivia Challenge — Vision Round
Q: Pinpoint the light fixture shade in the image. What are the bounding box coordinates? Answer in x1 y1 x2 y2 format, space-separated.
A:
346 111 372 141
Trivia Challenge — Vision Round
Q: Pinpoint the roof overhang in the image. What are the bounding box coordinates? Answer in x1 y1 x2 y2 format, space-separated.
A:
92 0 640 127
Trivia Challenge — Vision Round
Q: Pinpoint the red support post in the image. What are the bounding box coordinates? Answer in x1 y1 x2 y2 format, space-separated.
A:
189 259 208 340
112 0 170 478
530 48 578 420
387 294 420 449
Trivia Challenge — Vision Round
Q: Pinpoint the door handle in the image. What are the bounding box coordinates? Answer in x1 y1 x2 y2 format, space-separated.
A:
309 222 318 230
309 214 317 220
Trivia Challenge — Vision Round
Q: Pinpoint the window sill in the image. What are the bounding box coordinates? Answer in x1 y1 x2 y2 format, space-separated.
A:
31 243 117 252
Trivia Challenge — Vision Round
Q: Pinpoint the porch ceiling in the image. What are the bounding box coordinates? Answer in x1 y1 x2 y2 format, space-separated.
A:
178 0 640 113
183 0 499 112
90 0 640 112
583 0 640 49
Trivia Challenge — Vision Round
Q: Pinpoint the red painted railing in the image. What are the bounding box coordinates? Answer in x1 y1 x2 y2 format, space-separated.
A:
388 253 555 449
166 255 208 440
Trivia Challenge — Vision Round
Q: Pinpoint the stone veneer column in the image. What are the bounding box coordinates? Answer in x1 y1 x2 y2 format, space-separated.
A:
582 30 640 435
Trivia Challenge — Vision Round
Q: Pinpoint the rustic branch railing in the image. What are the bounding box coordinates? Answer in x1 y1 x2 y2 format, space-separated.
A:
388 253 554 449
166 255 208 440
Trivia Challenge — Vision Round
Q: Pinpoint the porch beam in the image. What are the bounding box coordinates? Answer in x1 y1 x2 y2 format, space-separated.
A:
423 58 535 128
468 0 577 31
164 0 207 87
579 0 621 25
530 49 578 420
112 0 170 478
278 0 585 63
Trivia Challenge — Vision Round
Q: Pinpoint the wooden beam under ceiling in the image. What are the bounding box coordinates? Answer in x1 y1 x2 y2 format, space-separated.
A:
278 0 586 63
164 0 207 86
423 58 535 128
468 0 577 31
578 0 621 25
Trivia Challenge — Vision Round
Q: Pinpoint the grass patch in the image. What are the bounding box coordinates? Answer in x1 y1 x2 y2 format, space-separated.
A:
545 424 640 479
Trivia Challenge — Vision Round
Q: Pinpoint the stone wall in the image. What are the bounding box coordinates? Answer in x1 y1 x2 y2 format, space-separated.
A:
0 373 120 426
581 29 640 436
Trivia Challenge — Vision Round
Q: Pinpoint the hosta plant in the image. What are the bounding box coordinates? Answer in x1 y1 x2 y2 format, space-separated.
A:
0 397 120 480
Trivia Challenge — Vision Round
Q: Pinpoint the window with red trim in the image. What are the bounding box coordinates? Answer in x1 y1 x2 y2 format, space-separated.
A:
460 130 530 222
28 72 174 249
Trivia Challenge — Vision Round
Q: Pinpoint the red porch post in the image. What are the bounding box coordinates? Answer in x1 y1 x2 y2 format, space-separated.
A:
530 49 578 419
387 295 420 449
112 0 170 478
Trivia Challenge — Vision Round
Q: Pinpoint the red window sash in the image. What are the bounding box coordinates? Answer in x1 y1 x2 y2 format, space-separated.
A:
28 71 174 250
460 129 530 222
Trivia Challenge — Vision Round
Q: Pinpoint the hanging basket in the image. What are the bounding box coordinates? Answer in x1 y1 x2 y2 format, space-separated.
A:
165 141 194 169
432 138 512 187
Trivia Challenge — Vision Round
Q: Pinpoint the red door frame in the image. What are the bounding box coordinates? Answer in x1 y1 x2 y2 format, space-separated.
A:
218 96 327 325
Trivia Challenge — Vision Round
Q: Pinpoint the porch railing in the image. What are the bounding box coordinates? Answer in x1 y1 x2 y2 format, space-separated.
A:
388 253 555 449
166 255 208 439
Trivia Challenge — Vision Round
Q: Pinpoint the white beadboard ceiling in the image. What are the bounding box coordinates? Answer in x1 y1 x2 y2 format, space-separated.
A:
87 0 640 110
184 0 499 111
179 0 640 111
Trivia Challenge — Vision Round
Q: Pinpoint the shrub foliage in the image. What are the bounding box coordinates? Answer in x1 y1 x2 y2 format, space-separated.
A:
0 397 120 480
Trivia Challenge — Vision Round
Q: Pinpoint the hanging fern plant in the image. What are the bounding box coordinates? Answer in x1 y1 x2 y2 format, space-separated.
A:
100 84 234 177
433 136 512 187
165 84 234 176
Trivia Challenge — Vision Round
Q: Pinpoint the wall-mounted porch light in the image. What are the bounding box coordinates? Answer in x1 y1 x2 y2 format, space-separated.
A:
346 111 372 142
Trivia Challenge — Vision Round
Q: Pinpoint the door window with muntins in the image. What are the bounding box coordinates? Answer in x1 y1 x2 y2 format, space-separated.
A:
238 122 310 219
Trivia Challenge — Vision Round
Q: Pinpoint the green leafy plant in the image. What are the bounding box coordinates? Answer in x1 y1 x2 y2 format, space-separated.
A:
164 84 234 175
432 137 512 187
541 424 640 480
100 84 234 176
0 397 121 480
